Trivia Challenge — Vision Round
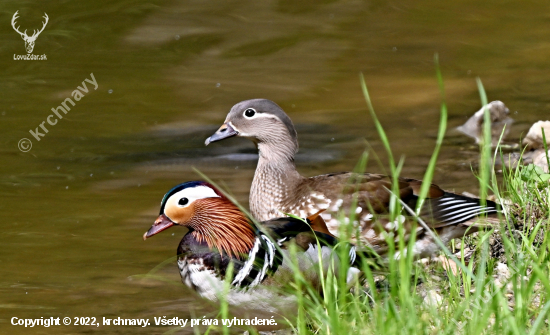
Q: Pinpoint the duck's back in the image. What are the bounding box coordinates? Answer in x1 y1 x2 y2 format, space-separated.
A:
270 172 498 256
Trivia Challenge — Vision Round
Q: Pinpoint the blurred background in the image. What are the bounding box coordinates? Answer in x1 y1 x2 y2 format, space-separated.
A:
1 0 549 333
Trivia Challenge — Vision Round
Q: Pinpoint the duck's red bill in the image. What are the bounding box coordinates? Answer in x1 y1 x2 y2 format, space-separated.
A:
143 214 174 240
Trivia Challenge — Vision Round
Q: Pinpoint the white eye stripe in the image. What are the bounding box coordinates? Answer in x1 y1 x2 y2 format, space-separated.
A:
241 109 280 119
168 186 220 207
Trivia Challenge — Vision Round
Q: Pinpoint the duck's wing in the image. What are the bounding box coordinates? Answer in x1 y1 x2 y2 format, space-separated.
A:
300 172 499 225
289 173 500 255
262 216 361 264
261 217 339 249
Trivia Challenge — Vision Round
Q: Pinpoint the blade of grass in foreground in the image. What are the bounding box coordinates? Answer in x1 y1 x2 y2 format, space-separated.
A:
360 73 401 217
477 77 491 204
415 53 447 212
361 62 476 279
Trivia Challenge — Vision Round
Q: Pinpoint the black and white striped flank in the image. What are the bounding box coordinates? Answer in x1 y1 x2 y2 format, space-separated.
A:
231 235 282 288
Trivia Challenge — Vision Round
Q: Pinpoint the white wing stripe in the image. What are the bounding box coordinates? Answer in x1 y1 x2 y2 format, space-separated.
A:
250 252 269 287
232 238 260 286
438 199 467 205
440 205 485 218
349 246 357 264
262 235 276 266
444 208 498 224
250 236 277 287
438 203 477 212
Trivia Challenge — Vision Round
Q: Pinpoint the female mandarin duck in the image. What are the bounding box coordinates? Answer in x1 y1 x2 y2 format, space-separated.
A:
205 99 501 259
144 181 360 317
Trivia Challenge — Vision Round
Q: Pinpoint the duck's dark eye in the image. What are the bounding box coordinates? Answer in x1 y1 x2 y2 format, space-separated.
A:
178 198 189 206
244 108 256 118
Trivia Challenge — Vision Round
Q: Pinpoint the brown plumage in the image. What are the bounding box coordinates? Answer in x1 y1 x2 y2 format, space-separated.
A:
189 198 256 259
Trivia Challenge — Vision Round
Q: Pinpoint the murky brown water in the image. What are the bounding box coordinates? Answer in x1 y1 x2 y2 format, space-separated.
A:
2 1 550 333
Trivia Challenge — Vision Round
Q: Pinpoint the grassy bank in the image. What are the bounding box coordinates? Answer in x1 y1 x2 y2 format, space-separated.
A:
239 73 549 335
173 67 550 335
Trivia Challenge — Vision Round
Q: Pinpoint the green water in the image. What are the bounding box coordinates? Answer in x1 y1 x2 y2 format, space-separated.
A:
2 0 550 333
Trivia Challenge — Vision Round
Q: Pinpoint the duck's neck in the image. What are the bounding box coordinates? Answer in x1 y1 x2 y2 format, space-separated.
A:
250 141 303 221
188 199 256 259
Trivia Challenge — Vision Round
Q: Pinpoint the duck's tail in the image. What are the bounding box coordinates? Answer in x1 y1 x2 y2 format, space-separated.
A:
422 192 501 228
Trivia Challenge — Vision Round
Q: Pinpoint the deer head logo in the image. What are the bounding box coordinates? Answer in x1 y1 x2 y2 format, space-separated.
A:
11 11 49 54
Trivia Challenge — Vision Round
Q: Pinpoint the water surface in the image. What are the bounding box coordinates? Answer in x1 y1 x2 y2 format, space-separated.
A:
2 1 550 333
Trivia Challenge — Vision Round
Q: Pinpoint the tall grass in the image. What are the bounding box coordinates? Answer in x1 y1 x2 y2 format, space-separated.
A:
166 66 550 334
250 68 548 334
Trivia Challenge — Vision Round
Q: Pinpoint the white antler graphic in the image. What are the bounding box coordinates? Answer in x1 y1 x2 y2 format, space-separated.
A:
12 11 49 54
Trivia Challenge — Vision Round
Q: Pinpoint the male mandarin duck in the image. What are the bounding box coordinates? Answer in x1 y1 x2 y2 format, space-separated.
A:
204 99 501 258
144 181 361 316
